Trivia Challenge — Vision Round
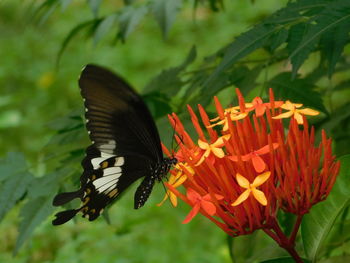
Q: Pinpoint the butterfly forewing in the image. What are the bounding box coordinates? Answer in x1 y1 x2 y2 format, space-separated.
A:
52 64 174 225
79 65 163 160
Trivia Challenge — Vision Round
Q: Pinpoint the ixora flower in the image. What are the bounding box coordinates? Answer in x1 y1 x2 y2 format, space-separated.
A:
159 89 340 262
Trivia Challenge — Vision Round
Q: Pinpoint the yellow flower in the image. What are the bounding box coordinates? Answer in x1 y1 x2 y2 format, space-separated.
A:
208 108 247 131
157 163 192 207
196 134 231 165
272 101 319 124
232 172 270 206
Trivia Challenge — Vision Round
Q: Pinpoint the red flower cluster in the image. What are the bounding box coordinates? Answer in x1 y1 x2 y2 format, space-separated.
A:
161 89 340 239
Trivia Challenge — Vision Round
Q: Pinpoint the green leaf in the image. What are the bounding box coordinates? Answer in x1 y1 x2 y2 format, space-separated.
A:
14 195 56 254
87 0 102 17
94 14 117 44
301 155 350 262
28 168 69 199
143 92 172 119
145 46 196 95
56 19 100 65
204 23 276 88
268 72 327 113
289 0 350 77
118 5 148 42
260 257 311 263
320 19 350 78
152 0 182 38
0 170 33 222
0 152 27 182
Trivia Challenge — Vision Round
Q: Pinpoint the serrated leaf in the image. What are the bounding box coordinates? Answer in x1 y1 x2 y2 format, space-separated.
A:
88 0 102 17
0 170 33 222
301 155 350 262
152 0 182 38
204 23 276 88
269 72 327 113
266 28 289 52
118 5 148 42
28 168 70 199
320 19 350 78
0 152 27 182
94 14 117 44
14 195 56 254
289 0 350 77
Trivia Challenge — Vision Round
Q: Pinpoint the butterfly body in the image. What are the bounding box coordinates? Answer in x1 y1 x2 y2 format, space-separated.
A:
52 64 176 225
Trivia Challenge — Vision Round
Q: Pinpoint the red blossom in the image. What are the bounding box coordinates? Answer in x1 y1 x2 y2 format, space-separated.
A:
161 88 340 240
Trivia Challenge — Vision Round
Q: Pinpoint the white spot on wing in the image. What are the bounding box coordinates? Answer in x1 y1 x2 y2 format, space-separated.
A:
100 140 116 151
101 152 115 158
90 152 114 169
103 167 121 176
115 157 124 166
93 175 120 193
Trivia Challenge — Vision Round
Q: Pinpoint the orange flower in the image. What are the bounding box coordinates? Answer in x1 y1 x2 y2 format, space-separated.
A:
228 143 279 172
182 188 223 224
162 88 340 239
232 96 284 117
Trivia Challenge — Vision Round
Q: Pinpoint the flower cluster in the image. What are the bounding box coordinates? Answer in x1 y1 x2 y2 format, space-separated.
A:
160 89 340 238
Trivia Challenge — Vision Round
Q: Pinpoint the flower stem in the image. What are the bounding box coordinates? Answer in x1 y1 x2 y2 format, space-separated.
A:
289 214 303 244
264 219 304 263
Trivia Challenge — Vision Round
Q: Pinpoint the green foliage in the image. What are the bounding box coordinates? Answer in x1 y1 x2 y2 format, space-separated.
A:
1 0 350 262
301 155 350 262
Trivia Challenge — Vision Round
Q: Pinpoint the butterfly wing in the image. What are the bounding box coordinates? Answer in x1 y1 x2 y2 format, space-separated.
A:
52 64 164 225
80 64 163 161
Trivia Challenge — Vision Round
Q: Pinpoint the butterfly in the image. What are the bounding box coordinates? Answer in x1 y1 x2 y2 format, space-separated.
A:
52 64 177 225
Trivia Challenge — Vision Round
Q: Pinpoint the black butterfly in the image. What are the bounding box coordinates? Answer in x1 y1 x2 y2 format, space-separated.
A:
52 64 177 225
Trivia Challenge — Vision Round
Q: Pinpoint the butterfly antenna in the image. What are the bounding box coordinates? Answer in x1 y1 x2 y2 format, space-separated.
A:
170 118 177 157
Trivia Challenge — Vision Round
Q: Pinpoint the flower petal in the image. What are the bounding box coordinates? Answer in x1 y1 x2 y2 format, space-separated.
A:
198 139 209 150
294 112 304 124
182 203 201 224
231 189 251 206
251 188 268 206
236 173 250 188
255 105 266 117
186 188 201 203
213 134 231 146
255 144 272 155
298 108 319 116
211 147 225 158
169 192 178 207
251 155 266 173
252 171 271 187
272 111 294 120
201 200 217 215
173 174 187 188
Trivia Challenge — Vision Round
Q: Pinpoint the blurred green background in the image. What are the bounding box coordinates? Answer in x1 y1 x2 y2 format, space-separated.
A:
0 1 290 262
2 0 350 262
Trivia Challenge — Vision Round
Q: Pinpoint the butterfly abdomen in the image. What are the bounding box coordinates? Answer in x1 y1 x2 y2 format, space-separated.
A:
134 157 177 209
